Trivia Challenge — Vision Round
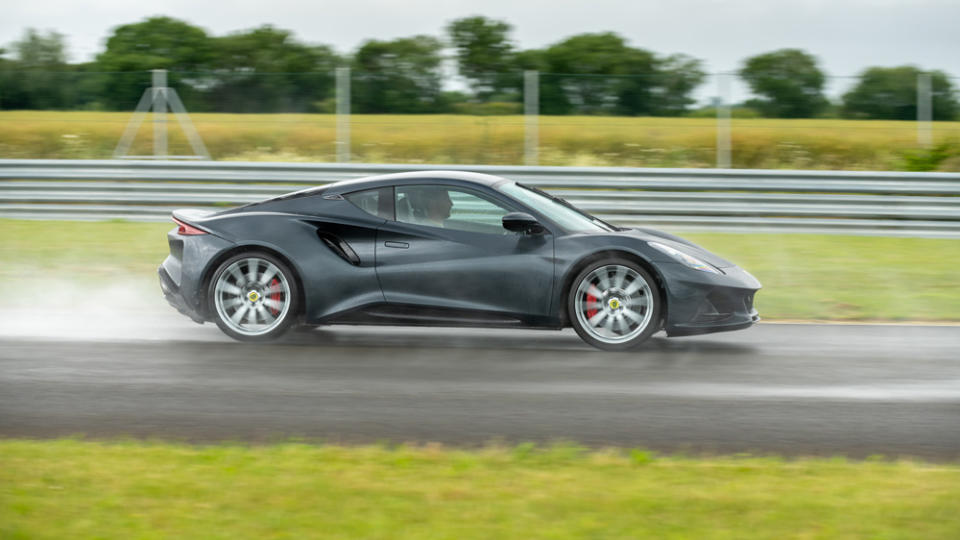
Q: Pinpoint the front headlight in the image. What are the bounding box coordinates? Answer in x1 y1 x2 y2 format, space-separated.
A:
648 242 722 274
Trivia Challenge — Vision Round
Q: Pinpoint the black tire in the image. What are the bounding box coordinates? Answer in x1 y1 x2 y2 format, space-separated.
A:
207 251 300 342
567 258 661 351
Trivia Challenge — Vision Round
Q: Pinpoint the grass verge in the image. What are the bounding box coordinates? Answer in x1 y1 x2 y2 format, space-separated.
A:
2 111 960 169
1 439 958 539
0 219 957 321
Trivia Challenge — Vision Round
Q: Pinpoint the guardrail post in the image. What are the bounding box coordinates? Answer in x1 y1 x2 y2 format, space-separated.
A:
524 70 539 166
336 67 351 163
917 72 933 148
152 69 168 158
715 72 732 169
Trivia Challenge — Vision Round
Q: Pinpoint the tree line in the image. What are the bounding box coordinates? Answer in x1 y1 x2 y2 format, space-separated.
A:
0 15 957 119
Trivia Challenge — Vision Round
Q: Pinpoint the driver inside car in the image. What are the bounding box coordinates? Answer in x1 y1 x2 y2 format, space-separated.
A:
408 187 453 228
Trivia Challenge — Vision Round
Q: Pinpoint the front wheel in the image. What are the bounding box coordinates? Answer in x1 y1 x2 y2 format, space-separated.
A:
208 252 300 342
568 259 661 351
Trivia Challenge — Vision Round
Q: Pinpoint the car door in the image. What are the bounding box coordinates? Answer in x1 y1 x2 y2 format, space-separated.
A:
375 184 555 321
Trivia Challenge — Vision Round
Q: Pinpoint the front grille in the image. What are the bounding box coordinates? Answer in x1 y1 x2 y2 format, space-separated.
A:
692 290 755 324
705 290 741 314
693 296 732 323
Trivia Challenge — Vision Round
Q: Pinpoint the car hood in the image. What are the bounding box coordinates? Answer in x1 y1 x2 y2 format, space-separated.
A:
618 227 736 268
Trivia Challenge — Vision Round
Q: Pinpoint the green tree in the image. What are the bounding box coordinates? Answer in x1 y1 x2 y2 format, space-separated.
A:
538 32 658 115
446 16 515 101
14 28 67 66
1 29 71 109
513 49 547 71
842 66 958 120
209 26 339 112
0 46 24 109
653 54 706 116
739 49 827 118
351 35 445 113
95 16 214 110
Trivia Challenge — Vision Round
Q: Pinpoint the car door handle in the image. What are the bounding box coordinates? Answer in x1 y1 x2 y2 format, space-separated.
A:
384 241 409 249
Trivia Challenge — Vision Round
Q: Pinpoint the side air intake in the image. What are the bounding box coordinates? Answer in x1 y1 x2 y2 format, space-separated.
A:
316 231 361 266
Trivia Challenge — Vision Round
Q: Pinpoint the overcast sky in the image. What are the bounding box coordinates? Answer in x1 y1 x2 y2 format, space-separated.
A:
3 0 958 100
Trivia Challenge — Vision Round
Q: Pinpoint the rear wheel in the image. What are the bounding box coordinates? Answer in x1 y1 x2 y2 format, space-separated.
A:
208 252 299 342
568 259 661 351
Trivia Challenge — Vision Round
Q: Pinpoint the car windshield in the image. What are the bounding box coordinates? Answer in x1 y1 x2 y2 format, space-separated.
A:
498 182 615 233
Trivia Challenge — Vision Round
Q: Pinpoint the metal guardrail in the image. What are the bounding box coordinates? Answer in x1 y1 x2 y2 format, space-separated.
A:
1 159 959 237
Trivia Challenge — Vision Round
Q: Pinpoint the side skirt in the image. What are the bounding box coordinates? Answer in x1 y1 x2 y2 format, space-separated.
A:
313 303 563 330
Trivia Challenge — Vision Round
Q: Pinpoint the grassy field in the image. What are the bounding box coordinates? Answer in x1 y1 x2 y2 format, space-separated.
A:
0 218 957 321
2 111 960 169
1 439 958 539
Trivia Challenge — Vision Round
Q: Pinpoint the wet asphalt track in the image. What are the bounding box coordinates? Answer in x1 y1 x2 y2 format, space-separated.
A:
1 323 958 459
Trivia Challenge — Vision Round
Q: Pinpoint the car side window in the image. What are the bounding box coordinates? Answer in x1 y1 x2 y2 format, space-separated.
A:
344 187 393 220
395 185 512 234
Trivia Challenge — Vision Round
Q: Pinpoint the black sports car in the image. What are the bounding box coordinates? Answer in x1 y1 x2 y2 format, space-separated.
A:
159 171 760 350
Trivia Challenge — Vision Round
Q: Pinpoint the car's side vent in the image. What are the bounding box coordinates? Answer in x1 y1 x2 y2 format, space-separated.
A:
317 231 361 265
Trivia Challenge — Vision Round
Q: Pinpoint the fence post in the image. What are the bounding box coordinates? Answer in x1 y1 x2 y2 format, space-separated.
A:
336 67 351 163
152 69 168 158
524 70 539 166
917 71 933 148
715 72 731 169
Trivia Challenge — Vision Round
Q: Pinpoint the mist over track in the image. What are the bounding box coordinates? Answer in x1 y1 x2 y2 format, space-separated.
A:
1 317 957 459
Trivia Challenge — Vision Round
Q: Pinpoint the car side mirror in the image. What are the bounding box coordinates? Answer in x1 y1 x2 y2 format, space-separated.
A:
503 212 546 235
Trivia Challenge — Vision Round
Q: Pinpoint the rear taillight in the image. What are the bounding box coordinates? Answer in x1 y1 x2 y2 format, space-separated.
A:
173 218 207 235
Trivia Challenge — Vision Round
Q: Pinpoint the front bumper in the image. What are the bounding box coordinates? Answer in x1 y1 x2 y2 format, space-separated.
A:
660 263 761 337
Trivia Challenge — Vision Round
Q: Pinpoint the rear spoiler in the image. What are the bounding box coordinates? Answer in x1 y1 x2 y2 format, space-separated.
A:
171 208 217 235
172 208 215 226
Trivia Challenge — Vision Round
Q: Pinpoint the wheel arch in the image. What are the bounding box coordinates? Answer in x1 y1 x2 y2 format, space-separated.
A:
557 249 668 328
199 244 307 321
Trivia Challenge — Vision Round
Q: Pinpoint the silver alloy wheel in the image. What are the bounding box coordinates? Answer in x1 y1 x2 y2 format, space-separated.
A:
574 264 654 344
214 257 291 337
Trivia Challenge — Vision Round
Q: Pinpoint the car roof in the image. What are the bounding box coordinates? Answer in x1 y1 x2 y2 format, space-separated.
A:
227 170 513 214
323 170 510 194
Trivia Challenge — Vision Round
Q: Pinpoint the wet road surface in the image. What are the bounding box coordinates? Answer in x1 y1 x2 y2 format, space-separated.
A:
1 323 958 459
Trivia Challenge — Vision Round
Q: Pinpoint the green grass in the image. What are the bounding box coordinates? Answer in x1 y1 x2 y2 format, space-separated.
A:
1 219 957 321
2 111 960 170
0 219 169 278
1 439 958 539
684 233 960 321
